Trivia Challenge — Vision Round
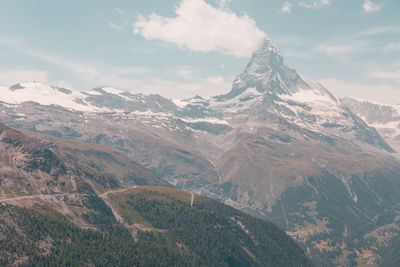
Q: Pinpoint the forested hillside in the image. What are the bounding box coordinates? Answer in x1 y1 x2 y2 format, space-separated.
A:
0 187 314 266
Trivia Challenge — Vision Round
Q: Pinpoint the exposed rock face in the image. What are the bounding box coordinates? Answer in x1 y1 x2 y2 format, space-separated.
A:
343 97 400 153
0 123 94 196
1 39 400 265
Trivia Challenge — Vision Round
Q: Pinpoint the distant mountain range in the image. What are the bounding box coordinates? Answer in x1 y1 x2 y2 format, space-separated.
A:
1 38 399 266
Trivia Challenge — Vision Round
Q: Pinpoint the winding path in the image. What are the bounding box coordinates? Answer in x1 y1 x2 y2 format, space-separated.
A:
0 186 146 237
0 193 91 203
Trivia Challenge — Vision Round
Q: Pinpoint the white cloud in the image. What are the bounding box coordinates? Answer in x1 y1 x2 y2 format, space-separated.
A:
281 49 315 59
112 66 150 75
0 37 151 85
0 39 97 80
316 43 354 56
357 26 400 37
0 35 232 98
314 26 400 58
114 8 125 15
109 22 123 31
362 0 382 13
2 41 106 82
133 0 267 58
384 42 400 52
0 70 49 86
319 78 400 105
370 70 400 82
0 36 19 47
298 0 332 9
281 2 292 13
176 67 194 80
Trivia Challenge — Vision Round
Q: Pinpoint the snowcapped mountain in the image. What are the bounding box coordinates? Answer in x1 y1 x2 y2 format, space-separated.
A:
1 38 400 266
176 39 393 153
0 82 100 111
343 97 400 153
0 42 393 154
0 82 182 114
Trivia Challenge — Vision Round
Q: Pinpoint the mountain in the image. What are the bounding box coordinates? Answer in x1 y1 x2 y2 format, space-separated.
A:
0 124 312 266
0 122 167 227
342 97 400 154
1 38 400 266
20 129 169 187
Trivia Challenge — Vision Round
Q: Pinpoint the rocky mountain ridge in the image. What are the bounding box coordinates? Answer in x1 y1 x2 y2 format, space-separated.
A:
1 38 400 266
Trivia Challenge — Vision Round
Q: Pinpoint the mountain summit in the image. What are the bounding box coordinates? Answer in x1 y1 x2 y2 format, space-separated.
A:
210 39 393 153
219 38 334 101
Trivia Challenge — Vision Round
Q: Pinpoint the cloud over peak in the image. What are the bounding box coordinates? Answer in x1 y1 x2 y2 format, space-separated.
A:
133 0 267 58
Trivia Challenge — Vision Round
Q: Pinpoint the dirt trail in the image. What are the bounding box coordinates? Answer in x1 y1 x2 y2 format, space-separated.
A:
0 186 145 237
100 186 137 198
98 186 145 238
0 186 137 203
99 186 138 224
0 193 91 203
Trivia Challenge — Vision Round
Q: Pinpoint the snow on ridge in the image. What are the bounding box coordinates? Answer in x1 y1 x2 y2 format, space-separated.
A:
0 82 103 112
172 99 187 108
284 89 336 104
180 117 229 125
84 90 103 96
369 120 400 139
348 97 400 109
129 110 173 118
209 87 262 112
346 97 400 118
100 86 125 95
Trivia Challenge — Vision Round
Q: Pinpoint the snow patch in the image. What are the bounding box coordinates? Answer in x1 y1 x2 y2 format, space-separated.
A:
0 82 103 112
180 117 229 125
100 86 125 95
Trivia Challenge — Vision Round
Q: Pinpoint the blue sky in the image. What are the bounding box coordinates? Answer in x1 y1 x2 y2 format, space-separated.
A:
0 0 399 103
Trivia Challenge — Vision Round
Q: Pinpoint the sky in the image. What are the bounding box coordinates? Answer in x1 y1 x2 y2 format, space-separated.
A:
0 0 399 103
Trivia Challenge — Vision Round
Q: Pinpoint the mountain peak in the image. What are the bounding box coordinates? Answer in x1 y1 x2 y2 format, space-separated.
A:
9 83 25 91
247 38 281 71
217 37 337 104
218 38 303 100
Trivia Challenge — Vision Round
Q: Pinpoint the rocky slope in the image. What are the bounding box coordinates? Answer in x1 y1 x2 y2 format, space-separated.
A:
342 97 400 154
0 123 168 226
1 38 400 265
